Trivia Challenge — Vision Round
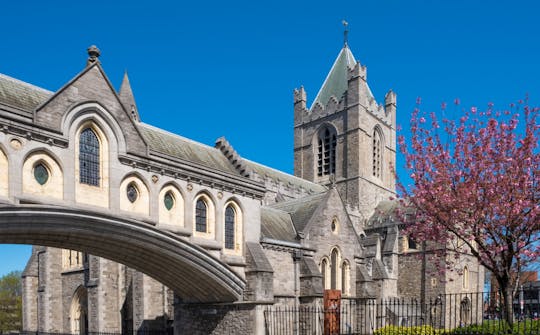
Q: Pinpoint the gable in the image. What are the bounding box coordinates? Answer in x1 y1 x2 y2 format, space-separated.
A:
301 188 362 254
34 64 147 155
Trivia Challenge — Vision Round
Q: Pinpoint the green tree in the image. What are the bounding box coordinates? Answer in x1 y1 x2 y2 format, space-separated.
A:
0 271 22 333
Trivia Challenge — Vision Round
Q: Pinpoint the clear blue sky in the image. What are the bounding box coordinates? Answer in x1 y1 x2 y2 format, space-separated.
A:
1 0 539 276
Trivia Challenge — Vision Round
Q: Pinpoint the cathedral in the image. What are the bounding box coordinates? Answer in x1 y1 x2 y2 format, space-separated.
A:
0 37 484 334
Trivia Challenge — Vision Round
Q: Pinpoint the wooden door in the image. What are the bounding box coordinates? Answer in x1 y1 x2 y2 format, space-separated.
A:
324 289 341 335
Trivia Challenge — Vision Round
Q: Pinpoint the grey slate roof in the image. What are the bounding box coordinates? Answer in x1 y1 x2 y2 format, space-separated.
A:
0 73 52 111
243 159 326 194
138 123 241 175
268 192 327 232
261 207 297 242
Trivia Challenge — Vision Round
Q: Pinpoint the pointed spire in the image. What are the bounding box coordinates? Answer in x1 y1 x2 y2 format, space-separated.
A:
118 71 140 122
310 38 357 110
342 20 349 47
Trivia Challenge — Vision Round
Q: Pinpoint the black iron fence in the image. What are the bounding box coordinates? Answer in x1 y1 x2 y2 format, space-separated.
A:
264 291 540 334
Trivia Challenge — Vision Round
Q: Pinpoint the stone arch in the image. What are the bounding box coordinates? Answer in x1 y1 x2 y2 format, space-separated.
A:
120 173 150 216
69 286 88 335
158 182 185 228
193 191 216 239
22 150 63 200
222 198 243 255
62 101 126 155
0 205 245 302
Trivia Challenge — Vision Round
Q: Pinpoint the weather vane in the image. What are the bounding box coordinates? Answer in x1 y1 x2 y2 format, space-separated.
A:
342 20 349 47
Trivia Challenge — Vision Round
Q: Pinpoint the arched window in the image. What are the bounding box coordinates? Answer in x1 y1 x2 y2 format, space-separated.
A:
463 266 469 290
321 258 329 290
341 261 350 296
70 287 88 335
372 128 383 179
79 128 100 186
317 127 336 177
224 205 236 250
331 248 339 290
195 199 208 233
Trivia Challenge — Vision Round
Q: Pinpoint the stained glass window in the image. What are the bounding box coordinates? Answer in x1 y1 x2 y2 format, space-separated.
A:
34 163 49 185
126 183 138 203
195 199 207 232
164 192 174 211
224 206 236 249
79 128 100 186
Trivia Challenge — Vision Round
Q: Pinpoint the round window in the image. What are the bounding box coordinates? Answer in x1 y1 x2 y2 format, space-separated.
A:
126 183 139 203
164 191 175 210
34 163 49 185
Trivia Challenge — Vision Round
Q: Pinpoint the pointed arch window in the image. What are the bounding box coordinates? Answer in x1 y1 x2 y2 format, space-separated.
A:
341 260 350 296
330 248 340 290
224 205 236 250
79 128 100 186
317 128 337 177
321 258 329 290
463 266 469 290
372 128 383 179
195 199 208 233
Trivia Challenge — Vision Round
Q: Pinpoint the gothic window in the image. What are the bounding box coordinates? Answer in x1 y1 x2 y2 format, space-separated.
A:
341 261 350 296
79 128 100 186
462 266 469 290
330 248 339 290
317 127 336 177
195 199 208 233
372 128 383 179
224 205 236 250
321 258 329 290
62 249 84 270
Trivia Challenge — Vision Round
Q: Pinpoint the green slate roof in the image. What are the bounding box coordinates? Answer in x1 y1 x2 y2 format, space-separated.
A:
0 73 52 111
138 123 241 175
310 46 357 110
243 159 326 194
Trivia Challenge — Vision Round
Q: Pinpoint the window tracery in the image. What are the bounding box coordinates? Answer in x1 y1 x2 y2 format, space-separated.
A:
79 128 100 186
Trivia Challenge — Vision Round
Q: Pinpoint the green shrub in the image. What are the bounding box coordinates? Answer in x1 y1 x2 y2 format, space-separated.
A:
374 325 442 335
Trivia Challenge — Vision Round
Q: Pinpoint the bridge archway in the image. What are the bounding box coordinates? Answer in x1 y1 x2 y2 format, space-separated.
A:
0 204 245 303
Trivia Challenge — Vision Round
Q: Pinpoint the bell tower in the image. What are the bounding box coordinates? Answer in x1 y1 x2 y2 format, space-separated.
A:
293 28 397 228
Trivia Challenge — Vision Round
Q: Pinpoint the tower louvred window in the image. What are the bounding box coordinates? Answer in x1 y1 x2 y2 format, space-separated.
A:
317 128 336 176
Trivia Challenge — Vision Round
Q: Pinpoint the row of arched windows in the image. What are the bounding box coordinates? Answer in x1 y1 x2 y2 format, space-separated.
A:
315 125 384 180
320 247 350 296
10 122 243 254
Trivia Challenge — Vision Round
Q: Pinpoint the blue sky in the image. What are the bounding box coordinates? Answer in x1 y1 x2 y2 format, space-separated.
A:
0 0 539 276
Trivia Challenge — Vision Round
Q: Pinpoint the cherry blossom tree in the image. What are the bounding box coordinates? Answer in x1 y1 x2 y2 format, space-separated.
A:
397 100 540 327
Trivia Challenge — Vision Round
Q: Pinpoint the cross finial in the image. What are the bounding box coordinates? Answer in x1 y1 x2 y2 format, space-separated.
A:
342 20 349 47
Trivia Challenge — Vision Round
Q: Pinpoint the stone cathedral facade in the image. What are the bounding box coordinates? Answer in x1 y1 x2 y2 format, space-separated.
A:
2 40 485 334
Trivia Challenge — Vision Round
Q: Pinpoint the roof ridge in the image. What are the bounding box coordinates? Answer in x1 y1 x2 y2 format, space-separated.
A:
0 73 54 95
269 191 327 208
139 122 222 152
242 157 325 189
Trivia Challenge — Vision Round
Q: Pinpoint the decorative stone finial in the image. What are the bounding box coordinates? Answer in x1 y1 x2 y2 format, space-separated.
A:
342 20 349 47
87 45 101 65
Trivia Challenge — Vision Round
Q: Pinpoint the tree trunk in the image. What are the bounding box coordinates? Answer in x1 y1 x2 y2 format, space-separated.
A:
499 280 514 330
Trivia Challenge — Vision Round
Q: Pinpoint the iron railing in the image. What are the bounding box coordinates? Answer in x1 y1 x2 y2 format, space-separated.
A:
265 291 540 334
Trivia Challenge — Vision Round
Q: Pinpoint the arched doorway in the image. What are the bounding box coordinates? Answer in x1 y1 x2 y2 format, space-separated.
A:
70 286 88 335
